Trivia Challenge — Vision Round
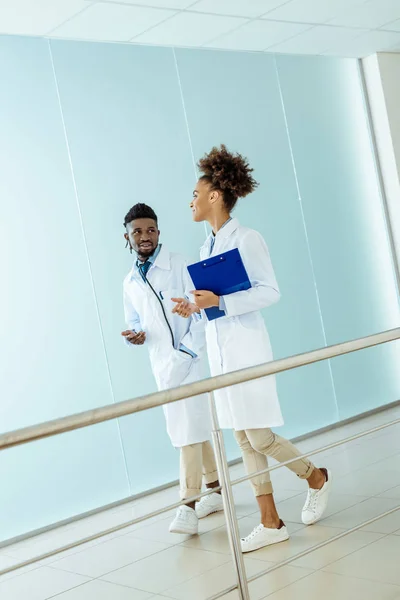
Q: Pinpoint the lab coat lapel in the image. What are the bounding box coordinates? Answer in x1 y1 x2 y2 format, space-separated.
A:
211 218 239 255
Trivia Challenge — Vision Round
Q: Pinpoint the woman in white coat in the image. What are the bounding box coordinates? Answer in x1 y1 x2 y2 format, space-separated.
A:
122 203 223 535
173 146 332 552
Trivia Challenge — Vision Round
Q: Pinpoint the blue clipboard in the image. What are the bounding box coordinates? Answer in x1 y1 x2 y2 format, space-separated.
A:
188 248 251 321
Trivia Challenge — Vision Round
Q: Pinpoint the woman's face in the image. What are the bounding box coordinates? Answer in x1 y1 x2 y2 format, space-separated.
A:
190 178 214 222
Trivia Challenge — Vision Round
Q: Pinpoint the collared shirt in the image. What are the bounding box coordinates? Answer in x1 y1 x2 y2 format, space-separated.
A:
133 244 196 358
209 217 232 256
135 244 162 281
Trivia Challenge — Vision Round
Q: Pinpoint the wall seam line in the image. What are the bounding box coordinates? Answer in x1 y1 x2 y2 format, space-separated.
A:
273 54 340 420
48 40 133 494
173 47 209 239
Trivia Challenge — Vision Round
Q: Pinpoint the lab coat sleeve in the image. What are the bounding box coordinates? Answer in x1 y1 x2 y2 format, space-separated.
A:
179 261 206 357
123 285 142 347
221 231 280 317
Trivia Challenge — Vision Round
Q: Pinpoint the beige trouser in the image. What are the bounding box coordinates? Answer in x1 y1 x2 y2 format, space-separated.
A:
180 441 219 500
234 429 315 496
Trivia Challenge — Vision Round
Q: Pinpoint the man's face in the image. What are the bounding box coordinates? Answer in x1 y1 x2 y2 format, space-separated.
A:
125 218 160 260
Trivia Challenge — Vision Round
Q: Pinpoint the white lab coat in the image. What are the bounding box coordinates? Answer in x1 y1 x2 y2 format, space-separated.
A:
123 246 211 448
200 218 284 431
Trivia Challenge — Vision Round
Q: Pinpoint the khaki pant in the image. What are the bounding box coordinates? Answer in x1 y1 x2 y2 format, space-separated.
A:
234 429 315 496
180 441 219 500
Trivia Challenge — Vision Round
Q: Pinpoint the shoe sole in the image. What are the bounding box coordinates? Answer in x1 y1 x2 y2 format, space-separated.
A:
169 527 199 535
197 506 224 520
169 527 198 535
242 533 290 553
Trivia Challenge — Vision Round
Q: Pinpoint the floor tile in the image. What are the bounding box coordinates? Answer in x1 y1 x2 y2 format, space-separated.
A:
63 504 169 544
161 557 312 600
128 510 229 546
321 497 399 530
0 557 55 583
291 528 383 570
50 534 169 577
3 526 89 561
246 563 313 600
332 465 400 497
47 579 152 599
242 524 343 566
337 441 400 469
377 484 400 499
264 569 400 600
373 454 400 472
268 469 308 492
360 508 400 534
0 566 89 600
231 486 265 518
0 554 25 572
149 597 190 600
324 535 400 585
101 545 230 594
313 452 354 477
2 520 123 564
2 497 176 565
108 509 177 539
159 557 257 600
231 481 302 517
273 491 369 526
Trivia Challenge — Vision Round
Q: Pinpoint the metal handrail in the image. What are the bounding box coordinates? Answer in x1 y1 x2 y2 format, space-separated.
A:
1 327 400 597
1 327 399 450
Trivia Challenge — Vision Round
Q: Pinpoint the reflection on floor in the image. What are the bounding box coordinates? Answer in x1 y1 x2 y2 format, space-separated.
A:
1 405 400 600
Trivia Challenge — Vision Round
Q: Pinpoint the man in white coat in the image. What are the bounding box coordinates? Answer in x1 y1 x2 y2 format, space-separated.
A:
122 203 223 535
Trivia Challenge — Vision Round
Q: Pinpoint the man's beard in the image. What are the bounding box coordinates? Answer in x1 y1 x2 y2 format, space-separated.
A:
137 246 155 260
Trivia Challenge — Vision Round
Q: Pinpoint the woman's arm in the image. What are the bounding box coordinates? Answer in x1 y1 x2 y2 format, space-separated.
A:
221 231 280 317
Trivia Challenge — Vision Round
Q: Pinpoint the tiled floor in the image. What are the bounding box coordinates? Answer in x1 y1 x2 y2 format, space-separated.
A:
1 406 400 600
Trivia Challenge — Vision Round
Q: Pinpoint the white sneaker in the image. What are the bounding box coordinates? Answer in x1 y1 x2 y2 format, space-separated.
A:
302 468 332 525
196 492 224 519
241 522 289 553
169 505 199 535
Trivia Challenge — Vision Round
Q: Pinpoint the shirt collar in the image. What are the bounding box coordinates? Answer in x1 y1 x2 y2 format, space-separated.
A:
135 243 162 270
130 244 171 280
202 217 240 251
212 217 232 237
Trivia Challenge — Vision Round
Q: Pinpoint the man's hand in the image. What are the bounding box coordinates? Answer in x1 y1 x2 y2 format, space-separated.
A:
191 290 220 310
121 330 146 345
171 298 200 318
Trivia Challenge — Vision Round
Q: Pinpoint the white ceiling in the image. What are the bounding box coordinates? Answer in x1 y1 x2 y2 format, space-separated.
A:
1 0 400 57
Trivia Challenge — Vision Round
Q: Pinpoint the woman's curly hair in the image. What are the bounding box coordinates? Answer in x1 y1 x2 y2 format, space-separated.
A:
197 144 258 211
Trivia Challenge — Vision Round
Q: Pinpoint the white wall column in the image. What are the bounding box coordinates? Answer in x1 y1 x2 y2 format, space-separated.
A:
363 52 400 291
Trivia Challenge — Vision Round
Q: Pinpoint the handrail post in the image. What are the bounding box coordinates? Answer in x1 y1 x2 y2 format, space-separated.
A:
208 391 250 600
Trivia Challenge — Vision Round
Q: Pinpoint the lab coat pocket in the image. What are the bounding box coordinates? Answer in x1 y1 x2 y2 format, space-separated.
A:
162 348 194 388
237 312 264 332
